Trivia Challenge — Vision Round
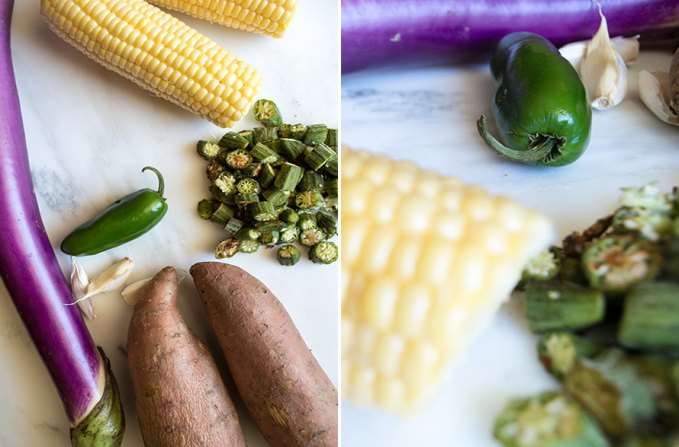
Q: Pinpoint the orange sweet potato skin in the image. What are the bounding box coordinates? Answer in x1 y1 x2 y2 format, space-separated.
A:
190 262 338 447
127 266 246 447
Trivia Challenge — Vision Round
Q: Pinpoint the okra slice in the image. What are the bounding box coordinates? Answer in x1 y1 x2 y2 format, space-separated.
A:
612 206 673 241
215 238 241 259
274 162 304 191
324 155 338 178
279 207 299 225
324 128 338 149
210 185 234 205
218 132 250 150
326 178 338 197
235 226 261 241
259 229 280 246
523 281 605 333
258 163 277 190
303 124 328 146
253 99 283 127
250 142 280 164
304 143 335 171
298 170 325 192
236 178 261 195
493 391 610 447
522 247 561 282
277 244 301 266
300 228 325 247
223 149 253 170
234 193 260 206
296 190 325 210
538 332 603 380
297 212 317 231
278 123 307 140
279 138 307 160
309 241 338 264
238 129 254 148
253 126 278 144
197 199 215 220
210 203 235 224
620 435 678 447
197 140 223 160
223 217 244 238
564 349 657 438
618 282 679 350
239 163 262 179
239 239 260 254
206 160 225 183
262 187 291 207
213 171 237 195
280 225 300 244
249 201 277 222
582 234 661 295
316 210 337 237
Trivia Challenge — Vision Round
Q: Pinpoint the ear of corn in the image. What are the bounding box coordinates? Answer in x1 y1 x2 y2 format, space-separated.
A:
41 0 262 128
147 0 298 38
341 148 555 413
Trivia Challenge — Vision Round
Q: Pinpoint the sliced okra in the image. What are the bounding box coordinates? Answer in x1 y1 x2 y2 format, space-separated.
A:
295 190 325 210
235 226 261 241
251 142 280 164
300 228 325 247
259 229 280 246
304 143 335 171
274 162 304 191
214 171 237 195
236 178 261 195
523 281 605 333
253 99 283 127
326 178 338 197
316 210 337 236
618 281 679 350
239 239 260 254
564 349 657 438
324 155 338 178
215 238 241 259
309 241 338 264
197 140 223 160
522 247 561 282
303 124 328 146
197 199 215 220
299 170 325 192
324 128 338 149
206 160 225 183
234 193 260 206
280 225 300 244
279 138 307 160
493 391 610 447
218 132 250 150
582 234 662 295
279 208 299 225
253 126 278 144
249 201 277 222
223 217 244 238
223 149 253 170
210 185 234 205
238 129 254 148
210 203 235 224
297 212 317 231
278 123 307 140
277 244 301 266
262 187 290 207
537 332 603 380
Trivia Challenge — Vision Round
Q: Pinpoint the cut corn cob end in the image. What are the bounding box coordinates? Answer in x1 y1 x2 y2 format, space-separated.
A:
41 0 263 128
147 0 299 38
341 148 555 414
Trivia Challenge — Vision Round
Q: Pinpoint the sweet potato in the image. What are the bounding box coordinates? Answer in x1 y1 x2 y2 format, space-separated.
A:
190 262 338 447
127 266 246 447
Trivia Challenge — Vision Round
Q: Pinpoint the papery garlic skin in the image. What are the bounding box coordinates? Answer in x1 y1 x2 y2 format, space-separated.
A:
639 70 679 127
560 36 639 68
70 257 95 319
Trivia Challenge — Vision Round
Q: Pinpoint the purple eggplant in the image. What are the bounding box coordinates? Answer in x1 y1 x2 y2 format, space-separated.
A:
0 1 123 445
342 0 679 73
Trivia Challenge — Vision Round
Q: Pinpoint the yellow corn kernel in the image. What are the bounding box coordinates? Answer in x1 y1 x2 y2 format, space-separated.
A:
41 0 262 128
341 148 555 414
146 0 298 38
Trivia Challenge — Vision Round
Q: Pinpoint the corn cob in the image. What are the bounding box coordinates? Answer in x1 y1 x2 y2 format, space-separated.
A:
341 148 555 413
41 0 262 128
147 0 298 38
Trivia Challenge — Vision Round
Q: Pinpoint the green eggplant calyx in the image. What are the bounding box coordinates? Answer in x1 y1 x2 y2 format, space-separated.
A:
477 115 553 164
141 166 165 198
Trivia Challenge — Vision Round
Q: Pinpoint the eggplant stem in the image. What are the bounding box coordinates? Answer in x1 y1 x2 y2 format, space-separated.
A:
477 115 555 163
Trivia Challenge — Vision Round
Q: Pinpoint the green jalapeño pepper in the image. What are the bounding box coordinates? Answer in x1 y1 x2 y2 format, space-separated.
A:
61 167 168 256
477 32 592 167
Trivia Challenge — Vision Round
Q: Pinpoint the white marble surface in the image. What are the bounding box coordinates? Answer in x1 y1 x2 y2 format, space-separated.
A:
341 52 679 446
1 1 338 446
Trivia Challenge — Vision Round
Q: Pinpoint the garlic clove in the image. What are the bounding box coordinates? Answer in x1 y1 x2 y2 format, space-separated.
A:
85 257 135 298
578 5 628 110
560 36 639 68
121 278 150 306
638 70 679 126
